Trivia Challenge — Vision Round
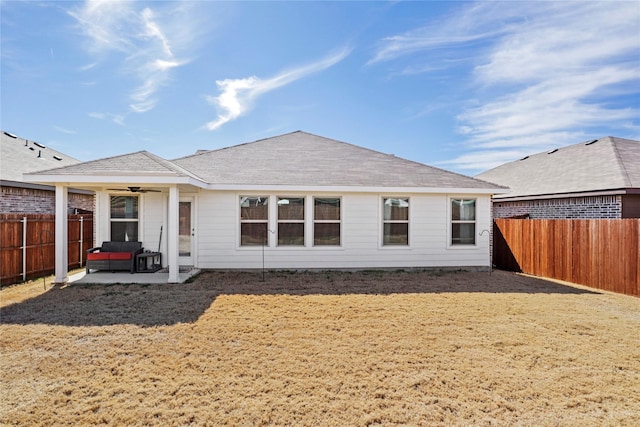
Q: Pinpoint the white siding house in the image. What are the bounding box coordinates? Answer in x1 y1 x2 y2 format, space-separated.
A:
25 131 507 283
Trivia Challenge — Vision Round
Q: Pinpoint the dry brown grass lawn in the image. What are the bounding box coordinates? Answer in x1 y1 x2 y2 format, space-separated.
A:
1 270 639 426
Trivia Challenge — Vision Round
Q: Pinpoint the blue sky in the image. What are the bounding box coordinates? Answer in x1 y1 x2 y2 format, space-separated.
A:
1 1 639 175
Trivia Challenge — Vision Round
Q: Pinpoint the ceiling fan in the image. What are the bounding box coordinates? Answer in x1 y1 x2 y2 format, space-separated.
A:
107 186 161 193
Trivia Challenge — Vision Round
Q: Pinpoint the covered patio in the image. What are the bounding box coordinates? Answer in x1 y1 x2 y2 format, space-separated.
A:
24 150 208 285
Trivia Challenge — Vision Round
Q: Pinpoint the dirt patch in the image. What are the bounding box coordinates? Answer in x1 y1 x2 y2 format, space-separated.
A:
2 270 639 426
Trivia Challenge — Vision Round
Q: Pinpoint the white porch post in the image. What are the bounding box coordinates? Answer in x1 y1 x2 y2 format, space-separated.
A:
54 184 69 284
168 185 180 283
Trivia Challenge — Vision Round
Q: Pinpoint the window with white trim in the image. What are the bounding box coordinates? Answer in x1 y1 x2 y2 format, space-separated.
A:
240 196 268 246
278 197 304 246
314 197 341 246
383 197 409 245
451 198 476 245
110 195 139 241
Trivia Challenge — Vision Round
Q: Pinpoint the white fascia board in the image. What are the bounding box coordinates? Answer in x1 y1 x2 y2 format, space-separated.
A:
204 183 508 195
24 172 176 182
23 173 208 189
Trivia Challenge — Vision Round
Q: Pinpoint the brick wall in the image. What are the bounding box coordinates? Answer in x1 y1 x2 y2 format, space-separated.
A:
69 192 95 213
493 195 623 219
0 186 94 214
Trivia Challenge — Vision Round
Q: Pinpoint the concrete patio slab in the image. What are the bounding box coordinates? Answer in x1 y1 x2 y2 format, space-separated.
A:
69 268 200 285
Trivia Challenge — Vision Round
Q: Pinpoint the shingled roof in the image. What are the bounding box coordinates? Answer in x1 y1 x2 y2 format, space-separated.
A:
27 131 505 191
173 131 504 189
35 150 204 181
1 131 80 183
476 136 640 200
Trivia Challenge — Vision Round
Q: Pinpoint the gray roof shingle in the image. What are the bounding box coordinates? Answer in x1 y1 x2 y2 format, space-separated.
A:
27 130 504 190
475 136 640 199
30 150 204 181
173 131 503 189
1 131 81 182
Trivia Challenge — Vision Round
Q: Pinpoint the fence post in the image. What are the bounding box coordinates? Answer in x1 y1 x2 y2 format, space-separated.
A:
22 216 27 281
79 216 84 268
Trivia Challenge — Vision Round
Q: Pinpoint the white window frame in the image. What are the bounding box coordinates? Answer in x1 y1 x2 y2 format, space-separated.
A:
239 196 269 247
277 196 305 246
109 194 140 242
381 197 410 247
449 197 477 247
313 197 342 247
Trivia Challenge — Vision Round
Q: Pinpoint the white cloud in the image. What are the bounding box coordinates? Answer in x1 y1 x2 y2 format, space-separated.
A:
152 59 182 72
88 112 105 119
205 77 259 130
78 62 97 71
437 148 529 172
371 1 640 172
68 1 135 54
369 2 514 65
459 67 639 146
54 126 77 134
141 7 173 58
69 1 197 114
112 114 125 126
205 48 350 130
128 59 184 113
474 3 640 86
88 111 125 125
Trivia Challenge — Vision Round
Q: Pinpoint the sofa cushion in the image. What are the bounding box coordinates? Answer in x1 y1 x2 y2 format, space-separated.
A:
120 241 142 252
101 241 123 252
109 252 132 261
87 252 111 261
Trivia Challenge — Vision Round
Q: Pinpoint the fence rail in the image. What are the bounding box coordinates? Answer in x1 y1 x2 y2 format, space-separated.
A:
494 219 639 297
0 214 94 286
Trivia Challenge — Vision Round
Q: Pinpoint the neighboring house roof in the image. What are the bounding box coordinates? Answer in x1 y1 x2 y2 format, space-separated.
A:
476 136 640 200
27 131 506 193
1 130 80 183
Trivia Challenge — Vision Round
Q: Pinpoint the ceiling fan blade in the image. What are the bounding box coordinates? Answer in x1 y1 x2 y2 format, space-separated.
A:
106 187 161 193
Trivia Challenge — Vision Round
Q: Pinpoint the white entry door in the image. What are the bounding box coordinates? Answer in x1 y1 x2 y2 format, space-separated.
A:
179 197 195 265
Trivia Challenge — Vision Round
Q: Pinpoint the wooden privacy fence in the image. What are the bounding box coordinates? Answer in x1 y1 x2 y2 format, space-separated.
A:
0 214 94 286
494 219 639 297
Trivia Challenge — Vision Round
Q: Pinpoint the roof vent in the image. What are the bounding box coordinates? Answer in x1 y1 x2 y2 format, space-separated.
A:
29 146 35 151
585 139 598 145
37 150 42 158
3 131 17 138
547 148 558 154
53 155 63 161
519 155 529 161
25 140 29 146
33 142 46 149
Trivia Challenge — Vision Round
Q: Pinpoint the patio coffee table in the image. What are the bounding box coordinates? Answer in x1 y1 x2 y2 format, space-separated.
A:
136 252 162 273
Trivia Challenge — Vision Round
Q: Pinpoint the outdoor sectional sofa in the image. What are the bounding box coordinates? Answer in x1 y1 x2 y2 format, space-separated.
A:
86 241 143 274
